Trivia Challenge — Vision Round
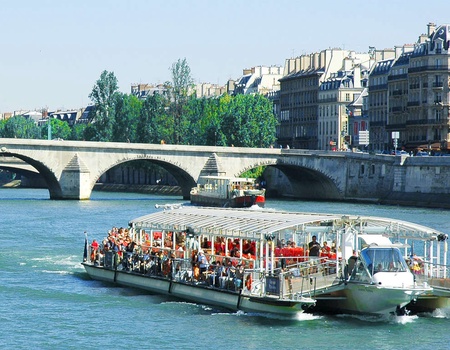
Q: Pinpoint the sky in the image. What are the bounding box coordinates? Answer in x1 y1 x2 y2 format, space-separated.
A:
0 0 449 113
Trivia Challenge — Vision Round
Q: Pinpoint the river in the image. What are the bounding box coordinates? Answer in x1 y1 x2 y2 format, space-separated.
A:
1 188 449 349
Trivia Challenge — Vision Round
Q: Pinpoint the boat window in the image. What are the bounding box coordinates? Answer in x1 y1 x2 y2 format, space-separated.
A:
349 260 372 283
360 247 408 275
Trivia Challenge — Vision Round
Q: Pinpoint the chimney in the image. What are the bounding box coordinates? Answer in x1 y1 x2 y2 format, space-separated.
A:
353 65 361 88
427 22 436 36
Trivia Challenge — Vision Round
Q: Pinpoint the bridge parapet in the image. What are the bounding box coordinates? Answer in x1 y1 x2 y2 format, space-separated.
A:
2 139 450 207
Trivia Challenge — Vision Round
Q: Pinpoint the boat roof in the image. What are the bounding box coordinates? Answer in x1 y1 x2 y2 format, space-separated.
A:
198 176 256 182
129 206 446 242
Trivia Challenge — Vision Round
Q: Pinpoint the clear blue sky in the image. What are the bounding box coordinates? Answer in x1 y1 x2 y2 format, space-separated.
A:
0 0 448 112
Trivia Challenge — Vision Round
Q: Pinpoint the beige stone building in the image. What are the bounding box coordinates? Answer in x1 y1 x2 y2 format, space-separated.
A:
278 49 390 149
368 23 450 153
403 23 450 152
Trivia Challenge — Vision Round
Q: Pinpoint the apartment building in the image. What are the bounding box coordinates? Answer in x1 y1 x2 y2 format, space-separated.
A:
231 65 283 96
366 23 450 153
318 57 371 151
403 23 450 151
279 49 378 149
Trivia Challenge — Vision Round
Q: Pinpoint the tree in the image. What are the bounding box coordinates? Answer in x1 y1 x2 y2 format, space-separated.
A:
167 58 194 144
0 116 40 139
87 70 119 141
137 94 172 144
112 93 142 143
220 94 277 147
71 123 87 141
40 118 72 140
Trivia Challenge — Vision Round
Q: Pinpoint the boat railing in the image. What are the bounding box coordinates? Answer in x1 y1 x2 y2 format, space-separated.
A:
241 258 341 301
410 259 450 282
85 245 341 300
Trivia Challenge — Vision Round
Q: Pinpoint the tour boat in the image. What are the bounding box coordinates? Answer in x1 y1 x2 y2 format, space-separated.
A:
81 206 434 316
190 176 265 208
82 206 316 315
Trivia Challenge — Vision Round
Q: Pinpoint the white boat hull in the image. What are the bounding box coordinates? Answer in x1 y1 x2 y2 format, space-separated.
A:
82 263 314 315
315 282 429 315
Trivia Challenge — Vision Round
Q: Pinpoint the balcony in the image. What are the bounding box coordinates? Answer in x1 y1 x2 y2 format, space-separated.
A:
408 65 449 73
407 101 420 107
432 81 444 89
406 119 449 126
370 121 386 127
392 90 403 96
391 106 405 113
388 74 408 81
386 123 406 130
368 84 388 91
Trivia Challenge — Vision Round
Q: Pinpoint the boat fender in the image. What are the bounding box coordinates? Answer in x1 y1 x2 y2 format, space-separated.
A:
245 274 252 291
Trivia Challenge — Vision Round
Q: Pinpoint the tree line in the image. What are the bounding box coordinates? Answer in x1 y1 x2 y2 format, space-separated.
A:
0 59 278 148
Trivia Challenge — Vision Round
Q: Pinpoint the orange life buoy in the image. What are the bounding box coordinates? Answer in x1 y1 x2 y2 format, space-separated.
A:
245 274 252 290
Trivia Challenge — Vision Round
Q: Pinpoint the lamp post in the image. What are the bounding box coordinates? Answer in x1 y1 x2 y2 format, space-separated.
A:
47 116 52 140
392 131 399 154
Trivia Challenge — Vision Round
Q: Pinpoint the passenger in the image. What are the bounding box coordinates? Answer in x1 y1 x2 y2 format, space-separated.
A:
197 250 208 280
201 237 209 249
308 235 321 273
375 263 383 273
346 250 358 279
321 241 331 255
277 253 286 271
230 242 238 257
220 260 233 289
242 240 252 254
90 239 99 262
234 264 244 290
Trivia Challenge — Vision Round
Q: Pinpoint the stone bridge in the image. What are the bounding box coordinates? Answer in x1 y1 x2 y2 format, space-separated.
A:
1 138 450 207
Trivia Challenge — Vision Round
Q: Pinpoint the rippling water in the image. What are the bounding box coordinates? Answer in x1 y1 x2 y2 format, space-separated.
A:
1 188 450 349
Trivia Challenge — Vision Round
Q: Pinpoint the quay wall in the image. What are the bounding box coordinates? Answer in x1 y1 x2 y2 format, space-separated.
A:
267 154 450 209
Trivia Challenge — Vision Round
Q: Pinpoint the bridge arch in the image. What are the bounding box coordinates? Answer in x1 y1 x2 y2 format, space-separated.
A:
1 152 63 198
231 158 343 200
94 156 197 200
265 164 343 200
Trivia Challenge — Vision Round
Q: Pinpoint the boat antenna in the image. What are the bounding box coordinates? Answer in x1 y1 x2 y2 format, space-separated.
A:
83 231 88 262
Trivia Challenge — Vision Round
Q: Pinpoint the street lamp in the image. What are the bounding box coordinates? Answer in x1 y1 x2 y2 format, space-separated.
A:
47 115 52 140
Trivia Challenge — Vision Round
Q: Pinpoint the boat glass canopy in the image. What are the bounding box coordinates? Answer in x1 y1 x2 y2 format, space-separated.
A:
128 207 446 242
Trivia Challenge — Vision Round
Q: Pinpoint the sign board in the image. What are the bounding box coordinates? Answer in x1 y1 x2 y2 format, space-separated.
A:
359 131 369 145
392 131 400 139
265 276 280 295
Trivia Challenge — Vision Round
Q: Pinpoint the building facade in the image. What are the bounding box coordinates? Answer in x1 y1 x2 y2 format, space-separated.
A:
279 49 374 149
403 23 450 152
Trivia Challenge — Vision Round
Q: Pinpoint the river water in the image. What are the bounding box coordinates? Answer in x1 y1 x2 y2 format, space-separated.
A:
1 188 449 349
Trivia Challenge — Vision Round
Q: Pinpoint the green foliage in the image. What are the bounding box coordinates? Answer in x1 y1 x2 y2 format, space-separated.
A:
137 94 172 144
87 70 120 141
167 58 195 144
1 61 278 153
241 166 266 179
40 118 72 140
71 124 87 141
112 93 142 143
220 94 277 147
0 116 40 138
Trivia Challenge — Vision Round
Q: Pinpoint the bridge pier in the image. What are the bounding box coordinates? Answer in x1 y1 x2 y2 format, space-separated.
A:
57 154 92 200
58 169 91 200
